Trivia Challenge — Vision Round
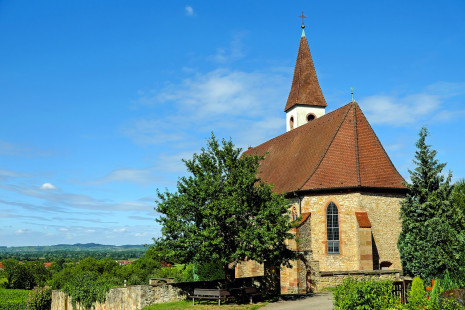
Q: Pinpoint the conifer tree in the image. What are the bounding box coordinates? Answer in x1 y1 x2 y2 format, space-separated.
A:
398 127 459 280
154 134 296 281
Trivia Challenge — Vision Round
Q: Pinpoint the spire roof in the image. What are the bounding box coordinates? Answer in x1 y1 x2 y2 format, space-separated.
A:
284 30 327 112
245 102 406 194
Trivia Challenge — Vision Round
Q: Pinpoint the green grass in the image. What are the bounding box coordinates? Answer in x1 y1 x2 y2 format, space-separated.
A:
142 300 267 310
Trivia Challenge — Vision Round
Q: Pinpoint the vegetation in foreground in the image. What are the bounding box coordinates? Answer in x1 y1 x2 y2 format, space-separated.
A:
141 300 266 310
333 277 463 310
0 288 29 309
398 127 465 284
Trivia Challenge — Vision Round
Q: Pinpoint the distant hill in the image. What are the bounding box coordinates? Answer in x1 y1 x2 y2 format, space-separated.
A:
0 243 146 252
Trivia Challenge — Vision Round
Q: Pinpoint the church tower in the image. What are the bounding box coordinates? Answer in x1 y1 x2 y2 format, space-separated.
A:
285 22 326 132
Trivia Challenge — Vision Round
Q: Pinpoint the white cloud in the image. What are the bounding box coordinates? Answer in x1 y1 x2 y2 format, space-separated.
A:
40 182 56 190
208 33 246 63
127 68 289 147
15 229 30 234
185 5 194 16
113 227 128 233
59 227 68 232
91 167 157 185
358 81 465 126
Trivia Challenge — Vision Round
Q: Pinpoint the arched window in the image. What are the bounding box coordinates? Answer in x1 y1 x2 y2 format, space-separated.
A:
290 116 294 129
306 113 316 122
326 202 340 254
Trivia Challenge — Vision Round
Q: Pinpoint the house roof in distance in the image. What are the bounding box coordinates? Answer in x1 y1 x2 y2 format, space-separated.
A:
284 29 327 112
245 101 406 194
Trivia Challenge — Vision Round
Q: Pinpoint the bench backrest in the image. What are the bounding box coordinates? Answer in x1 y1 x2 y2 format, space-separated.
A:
193 289 230 297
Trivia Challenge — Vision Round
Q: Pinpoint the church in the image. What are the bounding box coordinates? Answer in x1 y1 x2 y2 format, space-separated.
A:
235 22 407 293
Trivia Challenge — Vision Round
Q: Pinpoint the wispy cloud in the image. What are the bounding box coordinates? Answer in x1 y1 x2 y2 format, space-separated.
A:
126 68 289 148
208 33 246 63
90 167 158 185
185 5 194 16
359 81 465 126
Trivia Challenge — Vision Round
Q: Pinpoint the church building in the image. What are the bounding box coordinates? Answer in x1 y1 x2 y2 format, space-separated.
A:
235 22 407 293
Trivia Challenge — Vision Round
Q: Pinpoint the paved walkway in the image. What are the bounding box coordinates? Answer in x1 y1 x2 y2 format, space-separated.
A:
262 293 333 310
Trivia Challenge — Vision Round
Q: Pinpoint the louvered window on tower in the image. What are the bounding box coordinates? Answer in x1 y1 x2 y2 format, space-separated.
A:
327 202 340 254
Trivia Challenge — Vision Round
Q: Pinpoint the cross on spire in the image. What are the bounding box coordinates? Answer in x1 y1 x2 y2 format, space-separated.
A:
299 11 307 29
351 87 355 102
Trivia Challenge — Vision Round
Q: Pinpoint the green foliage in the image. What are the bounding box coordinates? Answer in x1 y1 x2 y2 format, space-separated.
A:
155 134 296 279
398 127 465 280
63 271 114 309
26 286 52 310
193 261 224 281
333 277 397 310
0 288 30 309
408 276 426 308
392 277 462 310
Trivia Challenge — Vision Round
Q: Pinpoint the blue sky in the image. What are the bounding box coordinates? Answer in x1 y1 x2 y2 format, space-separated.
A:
1 1 464 246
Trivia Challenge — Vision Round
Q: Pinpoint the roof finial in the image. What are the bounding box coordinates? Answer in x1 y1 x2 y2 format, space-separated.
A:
351 87 355 102
299 11 307 29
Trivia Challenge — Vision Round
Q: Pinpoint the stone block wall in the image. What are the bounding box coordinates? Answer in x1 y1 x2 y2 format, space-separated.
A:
360 193 403 270
51 285 187 310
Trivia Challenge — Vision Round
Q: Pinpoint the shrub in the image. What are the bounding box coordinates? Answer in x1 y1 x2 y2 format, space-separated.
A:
63 271 114 309
333 277 397 310
26 286 52 310
0 288 29 309
408 276 426 308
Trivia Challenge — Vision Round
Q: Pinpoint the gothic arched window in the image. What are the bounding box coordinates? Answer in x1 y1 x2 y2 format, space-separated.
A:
326 202 340 254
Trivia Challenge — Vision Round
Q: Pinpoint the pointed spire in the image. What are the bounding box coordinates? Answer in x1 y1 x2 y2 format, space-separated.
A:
284 23 327 112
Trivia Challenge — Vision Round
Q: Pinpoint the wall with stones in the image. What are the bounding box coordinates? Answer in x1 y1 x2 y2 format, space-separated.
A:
296 191 403 272
51 285 187 310
299 192 362 271
315 270 402 291
235 260 264 278
360 193 403 270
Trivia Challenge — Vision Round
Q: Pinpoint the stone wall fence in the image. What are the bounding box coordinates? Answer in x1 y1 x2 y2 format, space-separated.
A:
51 277 262 310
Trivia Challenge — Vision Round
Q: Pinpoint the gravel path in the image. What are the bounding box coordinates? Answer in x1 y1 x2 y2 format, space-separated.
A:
261 293 333 310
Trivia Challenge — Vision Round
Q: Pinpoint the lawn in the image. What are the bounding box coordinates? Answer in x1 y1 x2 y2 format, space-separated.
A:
142 300 267 310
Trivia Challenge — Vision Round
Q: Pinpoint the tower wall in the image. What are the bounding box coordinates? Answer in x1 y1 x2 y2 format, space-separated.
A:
286 105 325 131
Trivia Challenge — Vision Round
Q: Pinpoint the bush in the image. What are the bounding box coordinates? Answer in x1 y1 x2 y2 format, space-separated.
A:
0 288 29 309
26 286 52 310
63 272 114 309
333 277 397 310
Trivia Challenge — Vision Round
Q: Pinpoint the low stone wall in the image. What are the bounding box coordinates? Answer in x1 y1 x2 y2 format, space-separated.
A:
51 284 187 310
51 277 263 310
315 269 402 291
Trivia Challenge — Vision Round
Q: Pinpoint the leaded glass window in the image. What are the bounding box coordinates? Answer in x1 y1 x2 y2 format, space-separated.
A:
326 202 340 254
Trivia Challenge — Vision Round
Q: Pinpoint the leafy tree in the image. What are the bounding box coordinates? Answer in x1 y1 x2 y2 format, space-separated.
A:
398 127 462 280
155 134 296 281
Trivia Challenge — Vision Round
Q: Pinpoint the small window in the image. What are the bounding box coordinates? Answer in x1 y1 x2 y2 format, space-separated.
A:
327 202 340 254
290 116 294 129
291 206 298 221
306 113 316 122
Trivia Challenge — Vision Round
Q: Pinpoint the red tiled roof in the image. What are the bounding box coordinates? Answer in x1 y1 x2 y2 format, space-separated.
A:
284 32 326 112
44 262 53 268
355 212 372 228
296 212 311 228
245 101 406 194
0 262 3 269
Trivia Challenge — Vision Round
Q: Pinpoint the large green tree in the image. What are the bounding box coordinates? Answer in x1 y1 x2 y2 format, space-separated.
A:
398 127 463 280
155 134 296 280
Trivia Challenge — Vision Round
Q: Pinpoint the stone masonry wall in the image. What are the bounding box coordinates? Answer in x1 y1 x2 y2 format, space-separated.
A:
297 192 403 272
51 285 187 310
360 193 403 270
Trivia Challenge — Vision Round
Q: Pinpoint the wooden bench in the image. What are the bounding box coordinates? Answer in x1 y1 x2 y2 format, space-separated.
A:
243 287 261 304
191 288 232 305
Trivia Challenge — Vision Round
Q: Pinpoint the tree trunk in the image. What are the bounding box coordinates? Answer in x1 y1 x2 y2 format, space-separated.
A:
223 263 235 284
